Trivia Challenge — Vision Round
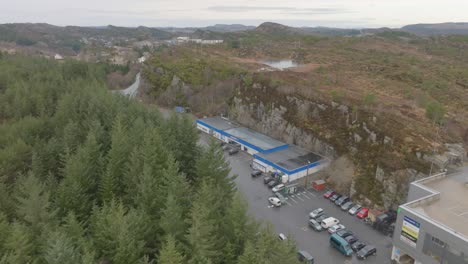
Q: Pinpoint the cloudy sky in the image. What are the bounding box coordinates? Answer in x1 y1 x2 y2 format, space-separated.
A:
1 0 467 28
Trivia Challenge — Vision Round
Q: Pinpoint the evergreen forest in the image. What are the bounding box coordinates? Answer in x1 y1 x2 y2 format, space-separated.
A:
0 53 301 264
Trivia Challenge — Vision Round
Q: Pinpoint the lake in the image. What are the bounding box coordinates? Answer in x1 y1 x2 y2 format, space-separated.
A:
260 59 299 70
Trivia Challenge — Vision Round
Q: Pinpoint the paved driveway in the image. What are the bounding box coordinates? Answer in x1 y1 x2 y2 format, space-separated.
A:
199 133 394 263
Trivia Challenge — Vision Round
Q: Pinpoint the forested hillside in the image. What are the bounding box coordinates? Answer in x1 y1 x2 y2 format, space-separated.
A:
0 53 300 264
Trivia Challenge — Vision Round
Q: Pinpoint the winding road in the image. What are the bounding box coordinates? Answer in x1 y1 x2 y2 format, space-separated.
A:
118 72 141 98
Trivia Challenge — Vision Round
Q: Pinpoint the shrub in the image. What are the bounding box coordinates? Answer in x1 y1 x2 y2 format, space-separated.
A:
425 100 446 124
362 92 376 106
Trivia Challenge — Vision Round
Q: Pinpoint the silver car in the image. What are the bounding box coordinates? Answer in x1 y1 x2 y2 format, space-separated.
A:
348 204 362 215
341 201 354 211
308 219 323 231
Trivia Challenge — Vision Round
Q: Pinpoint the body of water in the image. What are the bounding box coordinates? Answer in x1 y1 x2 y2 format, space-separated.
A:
261 59 299 70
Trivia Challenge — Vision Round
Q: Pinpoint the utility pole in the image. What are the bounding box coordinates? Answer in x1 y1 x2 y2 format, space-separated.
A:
305 160 311 189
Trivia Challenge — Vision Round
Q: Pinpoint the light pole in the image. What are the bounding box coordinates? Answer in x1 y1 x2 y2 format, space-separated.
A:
305 161 311 189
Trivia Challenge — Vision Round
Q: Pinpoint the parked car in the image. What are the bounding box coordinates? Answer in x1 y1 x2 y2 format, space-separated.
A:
336 230 353 238
263 175 274 184
297 250 314 264
330 193 341 202
344 235 358 245
251 170 262 177
321 217 339 229
308 219 323 231
357 245 377 260
335 196 350 206
275 192 286 204
228 148 239 155
357 208 369 219
341 201 354 211
315 214 329 224
278 233 287 241
267 179 280 188
328 224 346 234
348 204 362 215
330 234 353 257
222 144 231 151
309 208 324 219
323 190 335 199
268 197 282 207
351 241 366 252
272 184 285 193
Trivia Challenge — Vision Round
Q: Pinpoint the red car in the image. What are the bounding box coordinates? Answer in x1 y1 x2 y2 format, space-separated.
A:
323 190 335 199
356 208 369 219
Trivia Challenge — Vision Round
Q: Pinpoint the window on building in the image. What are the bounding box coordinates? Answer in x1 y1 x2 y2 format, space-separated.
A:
431 236 446 248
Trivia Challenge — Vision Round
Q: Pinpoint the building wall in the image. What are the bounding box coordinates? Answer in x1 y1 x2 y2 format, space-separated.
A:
392 183 468 264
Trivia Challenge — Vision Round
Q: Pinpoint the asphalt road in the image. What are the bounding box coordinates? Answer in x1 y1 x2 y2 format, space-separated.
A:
119 72 140 98
199 133 394 264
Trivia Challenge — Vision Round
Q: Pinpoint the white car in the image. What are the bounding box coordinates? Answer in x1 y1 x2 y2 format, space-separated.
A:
278 233 287 241
268 197 282 207
309 208 324 219
272 184 285 193
348 204 362 215
328 224 346 234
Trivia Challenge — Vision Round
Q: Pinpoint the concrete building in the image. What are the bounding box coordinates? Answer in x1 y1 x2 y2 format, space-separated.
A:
196 117 288 155
253 145 328 183
196 116 328 182
189 39 203 44
201 40 224 44
176 37 189 43
391 168 468 264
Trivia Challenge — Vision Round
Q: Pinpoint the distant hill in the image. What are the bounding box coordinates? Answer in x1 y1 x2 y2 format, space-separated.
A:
205 24 255 32
254 22 303 36
157 24 255 34
300 26 361 36
402 23 468 35
0 23 172 54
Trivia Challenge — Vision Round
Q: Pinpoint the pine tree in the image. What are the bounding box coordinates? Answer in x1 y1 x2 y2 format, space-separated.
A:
14 173 56 237
1 222 34 264
237 242 261 264
0 213 10 257
124 127 171 206
159 193 187 244
91 201 150 264
62 121 82 153
159 235 185 264
186 181 224 264
223 192 256 259
195 140 236 199
100 116 132 203
0 181 14 219
57 133 102 219
61 212 94 257
161 115 199 181
43 231 81 264
174 116 199 180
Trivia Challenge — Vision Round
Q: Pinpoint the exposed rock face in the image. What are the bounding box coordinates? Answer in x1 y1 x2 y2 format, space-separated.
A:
229 88 466 209
232 97 336 157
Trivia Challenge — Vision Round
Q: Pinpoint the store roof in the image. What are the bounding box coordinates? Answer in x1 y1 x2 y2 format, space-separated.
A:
255 145 324 173
409 167 468 239
224 127 287 151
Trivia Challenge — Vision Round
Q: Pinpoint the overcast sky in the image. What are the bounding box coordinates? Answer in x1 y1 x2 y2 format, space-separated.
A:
1 0 467 28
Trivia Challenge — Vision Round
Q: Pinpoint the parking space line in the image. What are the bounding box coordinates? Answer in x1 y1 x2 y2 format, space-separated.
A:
285 201 292 206
289 197 299 203
302 193 312 199
307 190 317 197
296 195 305 201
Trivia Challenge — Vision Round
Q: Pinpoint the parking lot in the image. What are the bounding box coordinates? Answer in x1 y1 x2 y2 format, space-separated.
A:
198 134 395 264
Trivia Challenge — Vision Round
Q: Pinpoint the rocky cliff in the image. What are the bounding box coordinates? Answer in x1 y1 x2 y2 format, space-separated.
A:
229 81 466 209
